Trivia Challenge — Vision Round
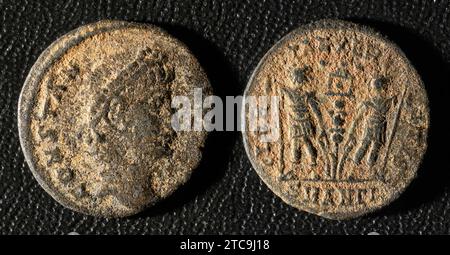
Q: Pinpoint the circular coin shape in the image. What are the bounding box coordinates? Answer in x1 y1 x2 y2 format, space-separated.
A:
243 20 429 219
18 20 211 217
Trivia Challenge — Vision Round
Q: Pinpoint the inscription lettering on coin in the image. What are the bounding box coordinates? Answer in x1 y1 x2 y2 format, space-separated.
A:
18 21 211 217
243 20 429 219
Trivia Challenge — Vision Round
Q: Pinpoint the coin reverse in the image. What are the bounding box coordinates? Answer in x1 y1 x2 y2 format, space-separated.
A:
242 20 429 219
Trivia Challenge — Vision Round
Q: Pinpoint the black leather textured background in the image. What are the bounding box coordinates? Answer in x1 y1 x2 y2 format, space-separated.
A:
1 0 450 234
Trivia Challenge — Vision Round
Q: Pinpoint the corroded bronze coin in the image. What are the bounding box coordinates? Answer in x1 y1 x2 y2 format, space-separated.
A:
243 20 429 219
18 20 211 217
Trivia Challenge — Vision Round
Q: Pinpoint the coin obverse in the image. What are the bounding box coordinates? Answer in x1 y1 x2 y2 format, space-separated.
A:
18 20 211 217
243 20 429 219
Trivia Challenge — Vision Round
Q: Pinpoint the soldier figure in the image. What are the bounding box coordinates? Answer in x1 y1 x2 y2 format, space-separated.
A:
282 67 327 168
353 77 396 167
283 88 317 165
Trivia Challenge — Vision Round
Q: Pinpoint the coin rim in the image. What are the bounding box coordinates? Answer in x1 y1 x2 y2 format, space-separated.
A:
18 20 210 217
242 19 430 220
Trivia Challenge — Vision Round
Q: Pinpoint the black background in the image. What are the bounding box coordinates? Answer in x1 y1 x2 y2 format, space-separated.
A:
1 0 450 235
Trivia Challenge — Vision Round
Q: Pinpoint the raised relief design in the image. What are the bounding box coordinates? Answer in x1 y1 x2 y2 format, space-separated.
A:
244 20 429 219
280 66 329 180
277 56 407 185
21 21 210 217
84 47 175 206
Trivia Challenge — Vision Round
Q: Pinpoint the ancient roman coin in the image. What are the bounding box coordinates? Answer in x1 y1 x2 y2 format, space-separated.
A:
242 20 429 219
18 20 211 217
